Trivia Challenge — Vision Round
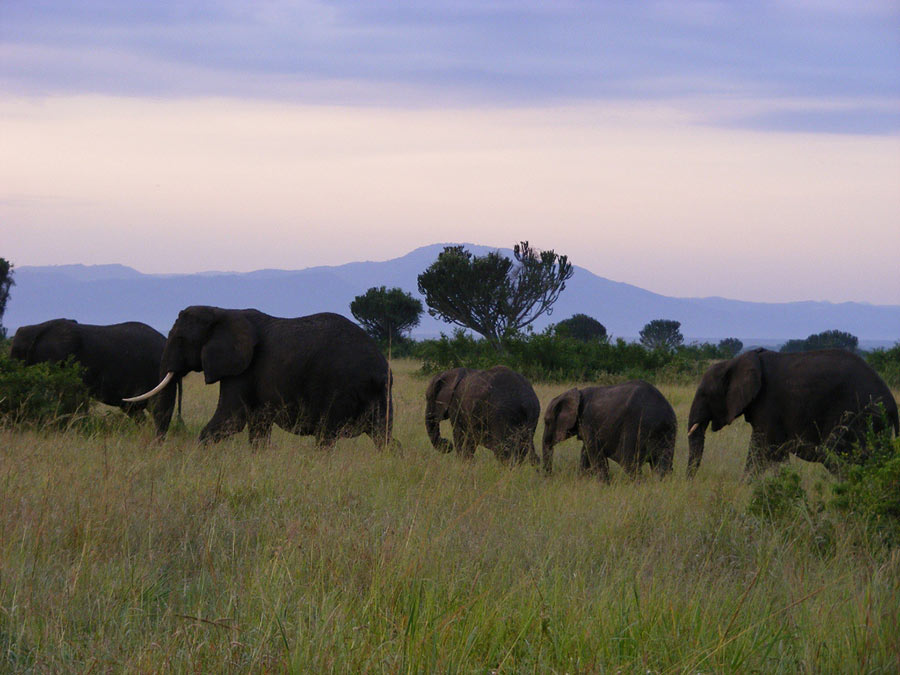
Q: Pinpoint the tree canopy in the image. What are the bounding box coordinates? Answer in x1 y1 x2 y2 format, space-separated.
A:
718 337 743 358
0 258 14 340
350 286 423 344
780 329 859 354
639 319 684 351
417 242 573 347
554 313 607 342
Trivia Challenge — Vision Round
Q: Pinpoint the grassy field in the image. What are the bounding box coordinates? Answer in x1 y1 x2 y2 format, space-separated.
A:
2 359 898 672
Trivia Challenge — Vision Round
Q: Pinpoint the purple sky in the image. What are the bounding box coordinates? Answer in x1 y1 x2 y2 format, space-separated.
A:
2 1 899 303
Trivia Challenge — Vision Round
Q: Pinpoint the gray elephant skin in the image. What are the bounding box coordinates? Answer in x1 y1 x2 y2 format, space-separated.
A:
134 306 394 447
687 348 899 476
425 366 541 464
542 380 677 480
10 318 180 436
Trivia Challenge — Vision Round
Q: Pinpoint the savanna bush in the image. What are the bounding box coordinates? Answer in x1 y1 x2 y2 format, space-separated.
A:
746 467 809 522
0 354 91 426
866 342 900 389
415 329 721 383
830 420 900 546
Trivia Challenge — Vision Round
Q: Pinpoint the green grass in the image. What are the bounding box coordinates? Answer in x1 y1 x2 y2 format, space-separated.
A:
1 360 898 672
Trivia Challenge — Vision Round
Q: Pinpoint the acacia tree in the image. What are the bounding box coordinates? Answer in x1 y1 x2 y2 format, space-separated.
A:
555 313 607 342
639 319 683 351
417 242 573 348
718 337 743 358
805 329 858 353
781 329 858 354
0 258 13 340
350 286 423 344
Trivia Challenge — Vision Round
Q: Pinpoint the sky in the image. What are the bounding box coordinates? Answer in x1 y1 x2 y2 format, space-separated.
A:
2 1 899 304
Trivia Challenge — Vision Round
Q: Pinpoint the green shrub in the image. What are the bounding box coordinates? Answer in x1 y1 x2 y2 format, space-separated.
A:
0 354 91 426
747 467 809 522
415 329 716 383
830 420 900 545
866 343 900 389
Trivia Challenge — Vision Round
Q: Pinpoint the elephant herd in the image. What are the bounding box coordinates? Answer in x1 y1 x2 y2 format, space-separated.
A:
9 306 900 479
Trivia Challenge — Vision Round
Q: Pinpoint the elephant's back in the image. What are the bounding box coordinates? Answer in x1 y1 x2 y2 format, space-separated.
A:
770 349 896 411
483 366 540 419
258 313 390 406
618 380 677 431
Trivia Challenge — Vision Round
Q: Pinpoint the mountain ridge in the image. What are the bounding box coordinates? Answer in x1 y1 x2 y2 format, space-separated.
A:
7 244 900 346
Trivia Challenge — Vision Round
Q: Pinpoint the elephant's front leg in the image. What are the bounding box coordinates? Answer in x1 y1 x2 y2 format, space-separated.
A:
743 428 780 475
453 423 477 459
248 410 273 447
581 443 611 482
199 382 248 443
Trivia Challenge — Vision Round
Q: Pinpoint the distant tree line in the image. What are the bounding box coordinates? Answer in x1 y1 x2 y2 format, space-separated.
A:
780 329 859 354
0 258 13 340
345 241 900 386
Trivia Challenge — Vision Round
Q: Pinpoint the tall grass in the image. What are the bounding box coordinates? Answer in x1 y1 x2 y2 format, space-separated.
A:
1 360 898 672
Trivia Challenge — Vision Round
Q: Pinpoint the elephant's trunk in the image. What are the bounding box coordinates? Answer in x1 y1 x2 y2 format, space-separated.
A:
686 397 710 478
687 423 708 478
124 371 175 403
425 400 452 453
541 426 555 474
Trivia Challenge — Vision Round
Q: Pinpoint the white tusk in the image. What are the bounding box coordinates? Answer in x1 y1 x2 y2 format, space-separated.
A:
124 372 175 403
687 423 700 436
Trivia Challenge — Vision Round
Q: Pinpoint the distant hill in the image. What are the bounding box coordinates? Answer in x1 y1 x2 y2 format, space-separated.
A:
6 244 900 348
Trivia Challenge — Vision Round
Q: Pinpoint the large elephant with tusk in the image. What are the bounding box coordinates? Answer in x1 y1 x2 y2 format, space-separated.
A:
127 306 395 448
686 348 899 477
11 318 181 436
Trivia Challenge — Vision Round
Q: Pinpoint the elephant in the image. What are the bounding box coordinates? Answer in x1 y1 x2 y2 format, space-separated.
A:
542 380 676 480
127 306 394 448
10 318 181 436
686 348 899 477
424 366 540 464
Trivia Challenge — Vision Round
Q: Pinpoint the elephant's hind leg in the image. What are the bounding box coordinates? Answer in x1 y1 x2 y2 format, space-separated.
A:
368 397 395 451
648 429 675 478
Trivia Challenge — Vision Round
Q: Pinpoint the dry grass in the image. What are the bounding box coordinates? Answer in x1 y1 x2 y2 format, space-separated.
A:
1 359 898 672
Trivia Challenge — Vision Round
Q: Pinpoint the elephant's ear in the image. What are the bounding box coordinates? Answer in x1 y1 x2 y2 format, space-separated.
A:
201 313 258 384
724 350 762 424
548 388 580 444
429 369 464 420
27 320 80 363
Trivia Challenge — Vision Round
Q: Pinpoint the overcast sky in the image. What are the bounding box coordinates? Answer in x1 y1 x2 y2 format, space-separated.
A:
2 1 899 303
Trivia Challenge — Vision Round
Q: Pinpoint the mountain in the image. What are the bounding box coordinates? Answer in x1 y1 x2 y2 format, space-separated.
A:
5 244 900 347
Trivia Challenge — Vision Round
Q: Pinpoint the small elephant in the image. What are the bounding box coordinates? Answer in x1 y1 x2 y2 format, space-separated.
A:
542 381 676 480
687 348 899 476
10 318 181 436
128 306 394 448
425 366 541 464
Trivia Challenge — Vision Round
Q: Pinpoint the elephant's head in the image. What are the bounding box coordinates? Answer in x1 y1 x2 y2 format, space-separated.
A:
686 349 763 477
424 368 467 453
10 319 80 365
125 306 258 403
542 388 581 474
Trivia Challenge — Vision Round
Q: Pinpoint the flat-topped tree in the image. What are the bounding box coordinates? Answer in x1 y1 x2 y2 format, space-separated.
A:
555 313 607 342
350 286 423 344
640 319 684 352
417 242 573 349
0 258 13 340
